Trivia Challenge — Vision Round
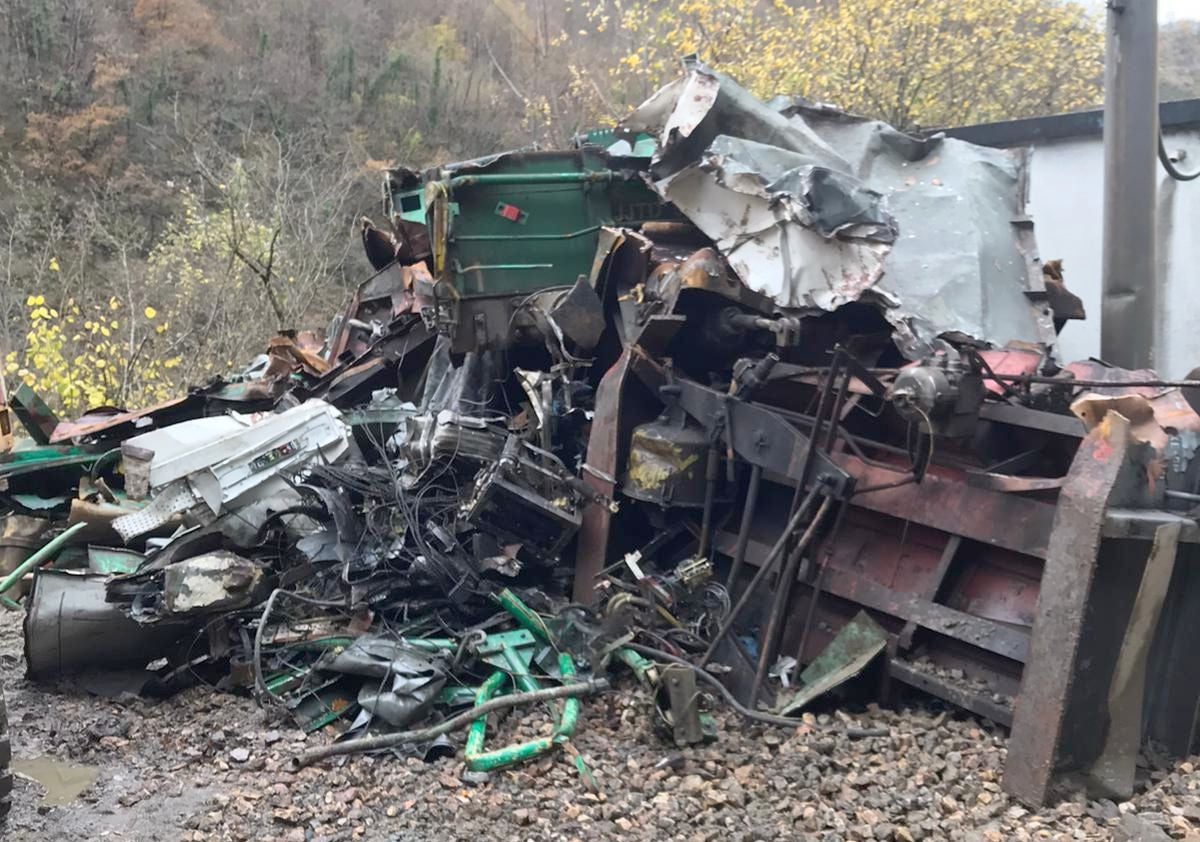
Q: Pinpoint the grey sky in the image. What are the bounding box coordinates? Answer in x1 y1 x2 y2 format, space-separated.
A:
1159 0 1197 21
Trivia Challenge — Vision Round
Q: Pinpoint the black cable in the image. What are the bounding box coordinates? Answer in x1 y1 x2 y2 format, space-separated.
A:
624 642 814 729
253 588 352 706
1159 132 1200 182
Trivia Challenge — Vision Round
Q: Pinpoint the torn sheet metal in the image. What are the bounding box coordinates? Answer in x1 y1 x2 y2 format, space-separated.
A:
621 60 1055 358
321 637 447 728
113 400 350 542
87 546 144 575
775 611 887 716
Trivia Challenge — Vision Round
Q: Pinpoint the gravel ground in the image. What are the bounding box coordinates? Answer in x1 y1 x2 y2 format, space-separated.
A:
4 609 1200 841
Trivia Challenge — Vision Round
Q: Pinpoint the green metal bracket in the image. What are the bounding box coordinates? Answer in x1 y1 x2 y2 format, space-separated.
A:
476 628 539 693
87 546 145 575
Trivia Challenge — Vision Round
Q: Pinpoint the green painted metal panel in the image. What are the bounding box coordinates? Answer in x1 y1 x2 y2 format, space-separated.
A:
394 149 670 300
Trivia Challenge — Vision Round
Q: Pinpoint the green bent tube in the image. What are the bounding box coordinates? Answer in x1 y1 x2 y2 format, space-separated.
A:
0 521 88 598
465 653 580 772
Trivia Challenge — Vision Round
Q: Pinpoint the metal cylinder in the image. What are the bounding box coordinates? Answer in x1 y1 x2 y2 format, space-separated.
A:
1101 0 1160 369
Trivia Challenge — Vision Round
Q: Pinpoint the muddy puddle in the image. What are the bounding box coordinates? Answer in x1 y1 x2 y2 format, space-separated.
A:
11 756 100 806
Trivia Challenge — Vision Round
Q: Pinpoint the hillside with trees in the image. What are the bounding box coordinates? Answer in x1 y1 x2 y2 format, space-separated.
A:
0 0 1133 413
1162 20 1200 100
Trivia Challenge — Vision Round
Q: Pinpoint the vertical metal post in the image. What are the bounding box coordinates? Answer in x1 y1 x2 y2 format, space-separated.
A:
726 464 762 597
1101 0 1159 369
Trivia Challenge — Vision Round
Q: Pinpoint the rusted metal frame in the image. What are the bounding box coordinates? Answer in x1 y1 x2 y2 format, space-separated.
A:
697 445 721 559
296 314 434 407
798 349 845 492
966 473 1065 494
683 384 853 497
711 517 1029 716
1103 508 1200 543
977 448 1044 476
898 534 963 650
710 526 1031 662
746 355 848 703
888 659 1014 726
625 351 854 495
818 566 1029 662
978 402 1085 437
573 350 635 604
834 454 1056 559
1004 413 1159 806
623 351 857 684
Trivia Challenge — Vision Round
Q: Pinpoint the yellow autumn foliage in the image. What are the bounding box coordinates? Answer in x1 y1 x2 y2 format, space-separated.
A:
4 178 279 417
599 0 1103 129
3 296 180 415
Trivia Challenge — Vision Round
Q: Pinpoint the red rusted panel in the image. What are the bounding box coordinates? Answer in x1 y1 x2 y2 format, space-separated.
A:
834 453 1058 559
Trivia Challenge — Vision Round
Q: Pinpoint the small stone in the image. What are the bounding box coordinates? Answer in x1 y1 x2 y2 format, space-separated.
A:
1113 814 1172 842
229 748 250 763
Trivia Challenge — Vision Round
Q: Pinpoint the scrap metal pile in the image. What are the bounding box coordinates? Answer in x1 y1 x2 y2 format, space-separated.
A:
5 60 1200 804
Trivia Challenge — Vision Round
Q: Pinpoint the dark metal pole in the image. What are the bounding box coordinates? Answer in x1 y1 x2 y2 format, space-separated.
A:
698 486 821 668
749 496 833 706
1101 0 1159 369
726 464 763 598
697 445 721 559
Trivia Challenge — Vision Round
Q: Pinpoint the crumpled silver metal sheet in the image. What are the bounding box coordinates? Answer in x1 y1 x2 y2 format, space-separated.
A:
621 59 1056 359
322 637 447 728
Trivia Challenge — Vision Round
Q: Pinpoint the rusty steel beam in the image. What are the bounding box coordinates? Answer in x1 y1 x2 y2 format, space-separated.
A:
573 350 634 605
899 535 962 650
1004 413 1163 805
